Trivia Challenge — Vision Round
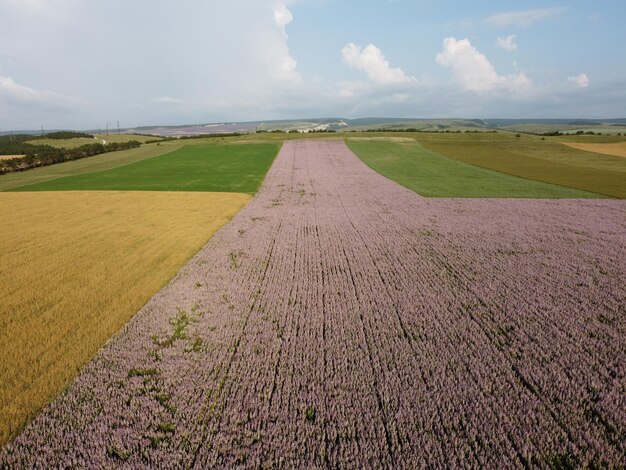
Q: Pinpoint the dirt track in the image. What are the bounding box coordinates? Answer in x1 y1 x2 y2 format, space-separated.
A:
2 140 625 468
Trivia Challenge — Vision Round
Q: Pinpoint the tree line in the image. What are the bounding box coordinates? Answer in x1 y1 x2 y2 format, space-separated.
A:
0 139 141 175
35 131 94 140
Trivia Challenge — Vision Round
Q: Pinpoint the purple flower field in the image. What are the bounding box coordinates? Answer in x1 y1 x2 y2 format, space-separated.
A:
2 140 625 468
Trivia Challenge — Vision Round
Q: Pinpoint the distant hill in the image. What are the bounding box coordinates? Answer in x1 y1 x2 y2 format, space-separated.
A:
3 117 625 137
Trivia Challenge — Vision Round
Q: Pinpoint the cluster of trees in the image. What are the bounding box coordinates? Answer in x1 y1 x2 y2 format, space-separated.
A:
0 140 140 175
349 128 498 134
541 130 604 136
361 128 423 132
300 128 336 134
257 129 337 134
145 132 244 144
0 133 36 144
35 131 94 140
180 132 242 139
0 136 40 156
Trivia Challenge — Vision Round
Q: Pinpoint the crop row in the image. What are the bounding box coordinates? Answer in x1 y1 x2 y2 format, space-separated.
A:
2 140 624 468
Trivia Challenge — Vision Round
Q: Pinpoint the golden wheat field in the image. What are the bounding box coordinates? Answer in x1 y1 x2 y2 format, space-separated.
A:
0 191 251 445
0 155 24 160
561 141 626 158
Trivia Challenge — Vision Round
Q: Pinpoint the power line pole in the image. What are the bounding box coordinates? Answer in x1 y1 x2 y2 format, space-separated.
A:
117 120 120 134
106 122 110 135
41 125 44 137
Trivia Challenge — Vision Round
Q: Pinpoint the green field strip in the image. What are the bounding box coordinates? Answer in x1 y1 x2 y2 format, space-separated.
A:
12 143 281 194
0 142 183 192
418 134 625 198
346 139 603 198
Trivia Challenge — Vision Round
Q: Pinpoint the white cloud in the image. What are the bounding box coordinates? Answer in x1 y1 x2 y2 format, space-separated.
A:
1 0 57 11
486 7 567 28
0 0 78 21
436 37 531 93
341 43 416 85
496 35 517 51
337 80 367 98
0 75 85 107
1 1 620 128
568 73 589 88
274 55 299 81
152 96 187 104
274 2 293 37
0 0 304 128
256 2 299 82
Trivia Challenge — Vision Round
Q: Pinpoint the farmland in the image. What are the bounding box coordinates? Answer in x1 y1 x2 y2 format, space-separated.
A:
30 134 155 149
346 138 600 198
415 132 626 198
12 143 280 193
2 140 624 468
0 141 183 191
0 191 251 446
562 141 626 158
0 140 280 448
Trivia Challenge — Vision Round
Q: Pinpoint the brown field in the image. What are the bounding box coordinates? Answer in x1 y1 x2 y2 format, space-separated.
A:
0 155 24 160
0 191 251 446
562 141 626 158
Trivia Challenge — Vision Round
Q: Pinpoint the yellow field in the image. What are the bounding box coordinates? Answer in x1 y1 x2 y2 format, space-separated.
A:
33 137 100 148
0 191 251 445
561 141 626 158
31 134 155 148
0 155 24 160
94 133 157 144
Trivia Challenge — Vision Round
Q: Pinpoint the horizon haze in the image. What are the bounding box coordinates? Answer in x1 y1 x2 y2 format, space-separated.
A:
1 0 625 130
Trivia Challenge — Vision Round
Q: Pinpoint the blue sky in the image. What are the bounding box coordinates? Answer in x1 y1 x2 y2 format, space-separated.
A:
0 0 625 130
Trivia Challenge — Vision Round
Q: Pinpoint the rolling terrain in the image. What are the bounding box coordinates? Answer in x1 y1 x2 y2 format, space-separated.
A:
346 138 601 198
31 134 155 149
415 133 626 198
0 141 279 447
3 140 623 468
0 191 251 446
124 118 626 136
13 143 280 193
561 141 626 158
0 141 183 191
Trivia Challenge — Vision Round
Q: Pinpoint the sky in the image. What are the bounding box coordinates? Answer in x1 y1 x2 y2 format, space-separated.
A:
1 0 625 130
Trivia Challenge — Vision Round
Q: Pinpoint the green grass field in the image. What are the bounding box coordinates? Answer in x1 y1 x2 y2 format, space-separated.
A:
5 131 624 198
416 133 626 198
346 138 603 198
11 142 280 193
0 142 184 191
